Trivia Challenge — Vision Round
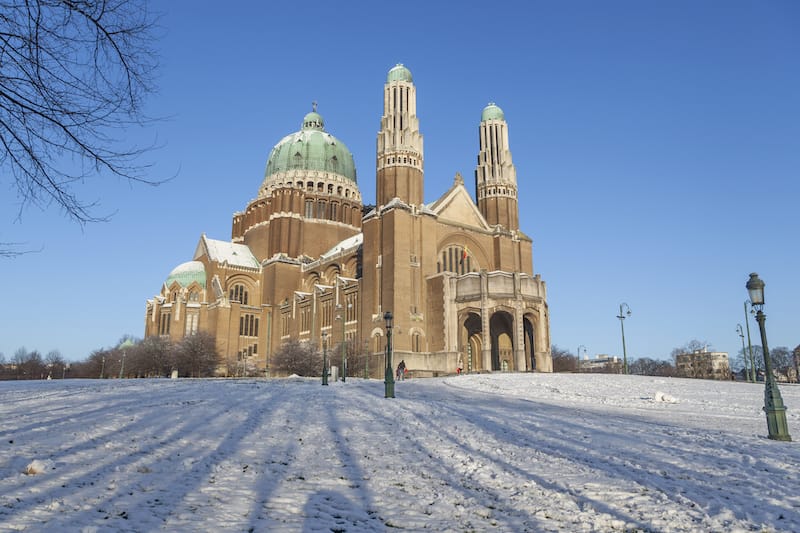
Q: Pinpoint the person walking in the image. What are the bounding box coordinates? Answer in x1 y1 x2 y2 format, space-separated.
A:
397 360 406 381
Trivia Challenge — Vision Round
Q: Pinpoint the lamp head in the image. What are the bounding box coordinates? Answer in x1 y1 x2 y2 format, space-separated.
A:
383 311 393 330
746 272 765 307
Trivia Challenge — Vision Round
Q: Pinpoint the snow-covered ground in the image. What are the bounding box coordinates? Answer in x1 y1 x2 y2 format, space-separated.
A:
1 374 799 532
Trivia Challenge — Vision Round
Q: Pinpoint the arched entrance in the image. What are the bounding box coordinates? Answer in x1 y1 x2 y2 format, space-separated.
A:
524 314 536 371
462 312 482 372
490 311 514 371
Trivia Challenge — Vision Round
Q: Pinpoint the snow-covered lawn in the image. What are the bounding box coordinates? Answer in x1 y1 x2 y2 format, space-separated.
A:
1 374 799 532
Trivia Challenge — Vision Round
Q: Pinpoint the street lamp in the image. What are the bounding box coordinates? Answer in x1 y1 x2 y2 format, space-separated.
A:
744 301 756 383
745 273 791 441
577 345 587 360
321 332 329 386
364 339 369 379
384 311 395 398
736 324 749 382
616 303 632 374
336 303 351 382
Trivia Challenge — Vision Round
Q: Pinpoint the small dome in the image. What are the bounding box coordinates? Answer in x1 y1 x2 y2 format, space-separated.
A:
481 102 505 122
264 108 357 182
302 111 324 130
165 261 206 288
387 63 413 83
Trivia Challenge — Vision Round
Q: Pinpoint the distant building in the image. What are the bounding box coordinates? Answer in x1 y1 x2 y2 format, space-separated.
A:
675 349 730 380
143 64 552 377
579 354 622 373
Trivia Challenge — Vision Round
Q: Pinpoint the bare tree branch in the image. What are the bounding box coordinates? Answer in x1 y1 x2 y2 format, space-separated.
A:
0 0 162 231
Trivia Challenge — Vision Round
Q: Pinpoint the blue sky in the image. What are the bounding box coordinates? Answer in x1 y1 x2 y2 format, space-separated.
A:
1 1 798 363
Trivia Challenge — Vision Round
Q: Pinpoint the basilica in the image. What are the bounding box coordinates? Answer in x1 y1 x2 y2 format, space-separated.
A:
144 64 552 376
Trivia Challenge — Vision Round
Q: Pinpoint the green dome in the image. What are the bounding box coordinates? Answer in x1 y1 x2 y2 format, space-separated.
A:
481 102 505 122
387 63 413 83
165 261 206 288
265 108 357 182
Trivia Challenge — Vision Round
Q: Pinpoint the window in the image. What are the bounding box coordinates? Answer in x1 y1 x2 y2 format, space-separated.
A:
437 245 475 275
239 314 259 337
185 312 199 335
317 200 327 219
159 312 171 335
189 291 199 302
305 199 314 218
229 284 249 305
330 203 338 221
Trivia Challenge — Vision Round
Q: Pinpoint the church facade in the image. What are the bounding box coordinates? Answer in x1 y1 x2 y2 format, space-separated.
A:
144 64 552 376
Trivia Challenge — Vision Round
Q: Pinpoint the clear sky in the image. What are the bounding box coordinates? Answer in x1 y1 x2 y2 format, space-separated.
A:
1 1 798 363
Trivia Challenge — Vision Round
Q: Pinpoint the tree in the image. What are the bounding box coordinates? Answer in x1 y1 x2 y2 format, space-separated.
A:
629 357 676 377
45 349 66 378
13 347 46 379
133 336 172 377
769 346 793 378
551 345 578 372
0 0 160 227
670 340 709 364
735 345 764 376
174 333 219 377
271 339 321 377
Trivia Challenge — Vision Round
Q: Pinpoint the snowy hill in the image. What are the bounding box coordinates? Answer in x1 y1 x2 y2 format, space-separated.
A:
1 374 799 531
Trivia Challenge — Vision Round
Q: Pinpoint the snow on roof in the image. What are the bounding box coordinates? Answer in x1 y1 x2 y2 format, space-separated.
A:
320 233 363 260
195 235 260 269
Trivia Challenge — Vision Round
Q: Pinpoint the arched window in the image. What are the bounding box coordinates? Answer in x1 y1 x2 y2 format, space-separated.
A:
229 284 249 305
436 245 476 275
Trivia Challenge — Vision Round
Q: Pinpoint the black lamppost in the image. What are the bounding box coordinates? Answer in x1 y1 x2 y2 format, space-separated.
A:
577 345 587 361
744 301 756 382
384 311 395 398
321 332 328 386
616 303 632 374
336 303 351 382
736 324 749 382
746 273 791 441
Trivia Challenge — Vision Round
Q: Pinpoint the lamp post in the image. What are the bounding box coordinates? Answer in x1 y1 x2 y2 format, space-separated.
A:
321 332 328 386
577 345 587 360
746 273 791 441
616 303 632 374
744 301 756 383
736 324 749 382
364 339 369 379
336 303 351 382
384 311 395 398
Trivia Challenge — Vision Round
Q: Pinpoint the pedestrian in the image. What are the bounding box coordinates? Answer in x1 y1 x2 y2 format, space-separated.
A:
397 360 406 381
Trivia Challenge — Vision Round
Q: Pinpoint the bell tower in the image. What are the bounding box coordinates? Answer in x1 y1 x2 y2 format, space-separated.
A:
376 64 424 206
475 103 519 231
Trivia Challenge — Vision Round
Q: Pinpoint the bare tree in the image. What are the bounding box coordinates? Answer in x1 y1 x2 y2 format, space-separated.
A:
769 346 793 378
630 357 676 377
670 340 709 364
0 0 161 227
45 349 66 378
132 336 172 377
271 339 321 377
551 345 578 372
174 333 219 377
